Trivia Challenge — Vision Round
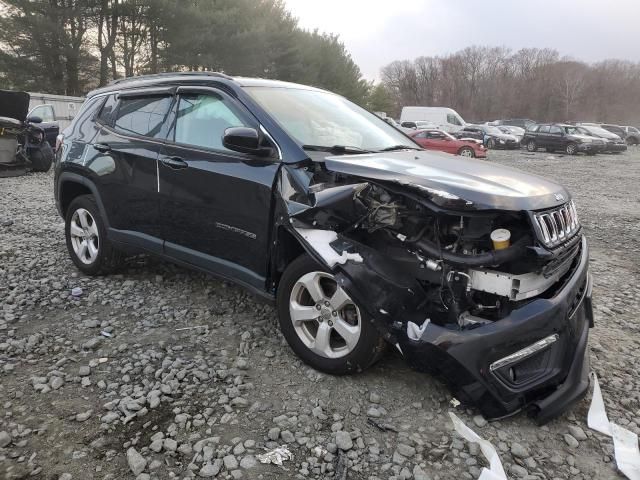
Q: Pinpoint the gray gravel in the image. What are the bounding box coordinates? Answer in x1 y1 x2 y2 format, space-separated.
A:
1 147 639 479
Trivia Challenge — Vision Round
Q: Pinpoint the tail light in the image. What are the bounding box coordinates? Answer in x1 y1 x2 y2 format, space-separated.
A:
55 133 64 153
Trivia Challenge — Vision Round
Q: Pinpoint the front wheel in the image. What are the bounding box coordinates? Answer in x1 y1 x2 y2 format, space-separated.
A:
28 143 53 172
526 140 537 152
277 255 385 375
458 147 475 158
565 143 578 155
65 195 123 275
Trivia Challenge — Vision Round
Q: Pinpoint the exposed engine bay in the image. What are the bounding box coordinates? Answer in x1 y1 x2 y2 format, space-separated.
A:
286 168 581 332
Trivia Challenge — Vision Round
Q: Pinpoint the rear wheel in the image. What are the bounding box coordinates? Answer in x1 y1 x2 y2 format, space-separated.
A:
65 195 122 276
565 143 578 155
526 140 537 152
458 147 475 158
277 255 385 375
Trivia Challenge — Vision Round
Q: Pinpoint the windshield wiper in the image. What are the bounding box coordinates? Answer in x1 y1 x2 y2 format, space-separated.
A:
302 144 373 154
378 145 421 152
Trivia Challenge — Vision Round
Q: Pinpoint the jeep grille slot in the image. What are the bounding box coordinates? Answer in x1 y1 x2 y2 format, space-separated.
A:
533 201 579 247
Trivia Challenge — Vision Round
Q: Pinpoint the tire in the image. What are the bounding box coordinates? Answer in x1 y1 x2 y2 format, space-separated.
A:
276 255 386 375
28 143 53 172
487 138 496 149
65 195 123 276
626 136 638 146
526 140 537 152
458 147 475 158
565 143 578 155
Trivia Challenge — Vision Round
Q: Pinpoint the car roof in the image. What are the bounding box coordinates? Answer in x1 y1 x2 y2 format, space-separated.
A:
87 71 328 98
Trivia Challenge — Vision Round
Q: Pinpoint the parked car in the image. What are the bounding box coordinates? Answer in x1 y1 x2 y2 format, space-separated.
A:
55 72 593 423
577 125 627 153
523 124 605 155
498 118 537 130
400 107 466 133
455 125 519 149
409 128 487 158
621 126 640 145
497 125 525 143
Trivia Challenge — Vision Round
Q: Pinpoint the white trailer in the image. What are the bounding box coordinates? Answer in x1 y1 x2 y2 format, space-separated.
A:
28 92 85 129
400 106 466 133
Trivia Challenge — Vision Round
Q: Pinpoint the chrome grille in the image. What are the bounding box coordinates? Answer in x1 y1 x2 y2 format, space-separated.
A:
533 201 580 247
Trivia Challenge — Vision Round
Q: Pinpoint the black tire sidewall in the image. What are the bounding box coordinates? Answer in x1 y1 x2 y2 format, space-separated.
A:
28 144 53 172
65 195 109 276
527 141 536 151
276 255 383 375
566 143 577 155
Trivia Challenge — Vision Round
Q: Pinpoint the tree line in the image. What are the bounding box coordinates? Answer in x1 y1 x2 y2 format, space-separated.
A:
0 0 370 104
380 46 640 125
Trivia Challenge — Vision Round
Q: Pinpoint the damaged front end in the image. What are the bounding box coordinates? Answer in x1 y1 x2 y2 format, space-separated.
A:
277 151 593 424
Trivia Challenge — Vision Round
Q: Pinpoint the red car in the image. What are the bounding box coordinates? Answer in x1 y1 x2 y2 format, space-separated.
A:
410 129 487 158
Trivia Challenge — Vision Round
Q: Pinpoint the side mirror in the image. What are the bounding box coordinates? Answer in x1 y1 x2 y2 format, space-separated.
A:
27 116 43 124
223 127 271 157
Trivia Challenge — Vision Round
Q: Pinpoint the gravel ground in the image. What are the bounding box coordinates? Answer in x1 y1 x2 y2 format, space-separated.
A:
1 147 639 480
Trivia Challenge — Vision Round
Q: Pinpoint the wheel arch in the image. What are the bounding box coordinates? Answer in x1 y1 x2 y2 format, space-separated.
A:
269 225 307 290
57 172 110 227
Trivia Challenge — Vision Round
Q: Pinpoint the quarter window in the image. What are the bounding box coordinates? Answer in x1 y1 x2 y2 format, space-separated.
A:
114 95 172 138
173 93 250 151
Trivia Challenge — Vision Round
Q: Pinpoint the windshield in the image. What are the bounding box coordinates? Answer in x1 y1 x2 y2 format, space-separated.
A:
563 126 584 135
484 126 503 135
245 86 418 152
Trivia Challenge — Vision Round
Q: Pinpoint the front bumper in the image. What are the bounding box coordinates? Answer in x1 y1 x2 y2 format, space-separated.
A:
604 142 627 153
399 235 593 424
577 142 603 153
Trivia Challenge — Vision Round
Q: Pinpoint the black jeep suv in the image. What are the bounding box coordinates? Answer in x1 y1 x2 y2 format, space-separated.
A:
522 123 605 155
55 72 593 423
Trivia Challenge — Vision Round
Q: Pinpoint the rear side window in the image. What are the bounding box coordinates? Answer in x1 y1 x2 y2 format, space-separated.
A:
549 126 562 134
97 95 118 125
114 95 172 138
173 93 251 151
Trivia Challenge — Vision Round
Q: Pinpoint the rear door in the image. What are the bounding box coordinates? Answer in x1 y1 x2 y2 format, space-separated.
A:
157 86 280 290
537 125 551 147
91 89 174 252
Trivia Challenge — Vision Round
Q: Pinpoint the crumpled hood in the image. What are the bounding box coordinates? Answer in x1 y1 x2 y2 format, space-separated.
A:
0 89 30 122
322 150 570 211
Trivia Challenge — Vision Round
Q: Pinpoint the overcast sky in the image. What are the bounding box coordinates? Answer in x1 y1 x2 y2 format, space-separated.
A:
285 0 640 80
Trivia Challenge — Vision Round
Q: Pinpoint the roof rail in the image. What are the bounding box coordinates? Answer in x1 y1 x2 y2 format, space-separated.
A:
109 71 232 86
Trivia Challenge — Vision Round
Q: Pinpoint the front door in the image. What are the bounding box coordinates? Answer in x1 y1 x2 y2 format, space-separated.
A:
158 87 280 290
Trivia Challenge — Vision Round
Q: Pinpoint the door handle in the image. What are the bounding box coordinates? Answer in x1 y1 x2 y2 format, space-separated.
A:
94 143 112 153
160 156 188 169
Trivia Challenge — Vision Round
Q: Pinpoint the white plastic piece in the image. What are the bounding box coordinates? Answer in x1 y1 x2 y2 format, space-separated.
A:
588 373 640 480
295 228 363 267
71 287 83 297
448 413 507 480
256 445 293 465
407 319 430 341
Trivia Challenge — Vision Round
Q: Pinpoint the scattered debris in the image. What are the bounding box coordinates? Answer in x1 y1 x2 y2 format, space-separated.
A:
450 397 461 408
100 331 112 337
449 412 507 480
588 373 640 480
71 287 83 297
367 418 398 433
256 445 293 466
175 325 207 331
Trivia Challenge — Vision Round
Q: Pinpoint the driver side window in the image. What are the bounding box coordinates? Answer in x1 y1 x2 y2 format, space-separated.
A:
173 93 251 151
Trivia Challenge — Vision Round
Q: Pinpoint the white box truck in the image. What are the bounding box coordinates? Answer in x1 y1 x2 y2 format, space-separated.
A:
27 92 85 130
400 107 466 133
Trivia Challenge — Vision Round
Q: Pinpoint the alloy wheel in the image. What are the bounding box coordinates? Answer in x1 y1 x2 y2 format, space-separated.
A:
566 144 577 155
70 208 100 264
289 271 361 359
527 141 536 152
459 148 474 157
